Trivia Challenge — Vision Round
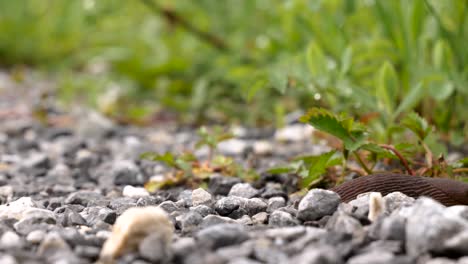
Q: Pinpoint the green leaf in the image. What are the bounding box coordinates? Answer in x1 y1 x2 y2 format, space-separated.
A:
360 143 397 159
340 46 353 75
401 112 432 140
306 42 327 78
300 150 338 188
394 82 424 118
433 39 455 71
376 61 399 115
267 166 296 175
299 108 367 151
140 152 177 168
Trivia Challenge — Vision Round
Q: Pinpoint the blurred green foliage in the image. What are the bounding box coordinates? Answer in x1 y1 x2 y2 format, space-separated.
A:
0 0 467 145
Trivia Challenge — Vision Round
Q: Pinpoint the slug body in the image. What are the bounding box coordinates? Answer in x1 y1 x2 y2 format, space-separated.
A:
332 173 468 206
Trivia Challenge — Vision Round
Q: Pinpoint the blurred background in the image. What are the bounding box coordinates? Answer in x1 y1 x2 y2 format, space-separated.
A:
0 0 467 147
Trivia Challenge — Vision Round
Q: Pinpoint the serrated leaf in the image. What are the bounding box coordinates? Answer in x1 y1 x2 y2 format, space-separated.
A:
300 108 367 151
376 61 399 115
401 112 431 140
360 143 397 159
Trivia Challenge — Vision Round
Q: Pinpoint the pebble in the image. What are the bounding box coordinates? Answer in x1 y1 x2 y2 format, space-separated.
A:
0 231 22 249
192 188 213 206
268 210 299 227
228 183 259 198
196 223 249 250
297 189 341 221
122 185 150 198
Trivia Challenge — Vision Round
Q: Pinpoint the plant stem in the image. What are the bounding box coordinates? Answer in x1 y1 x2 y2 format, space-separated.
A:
139 0 229 51
353 152 372 175
379 144 415 175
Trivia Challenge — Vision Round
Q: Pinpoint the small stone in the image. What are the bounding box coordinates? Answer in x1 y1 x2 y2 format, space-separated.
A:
80 206 117 226
425 258 457 264
75 245 101 259
158 201 180 214
375 214 406 241
201 215 236 228
177 190 193 207
0 185 13 200
14 208 57 235
0 231 22 249
217 139 248 156
22 153 50 170
253 140 273 155
444 230 468 254
228 183 259 198
244 198 267 216
196 223 249 250
108 197 137 215
268 211 299 227
112 160 145 186
122 185 150 198
265 226 307 241
176 211 203 233
252 212 268 225
347 251 395 264
172 237 196 260
267 197 286 213
99 206 173 263
290 245 340 264
38 232 77 263
274 124 314 142
405 198 466 256
383 192 415 214
65 191 108 207
192 188 212 206
236 215 253 225
215 197 243 216
326 210 364 238
26 230 46 244
297 189 341 221
0 255 17 264
190 205 214 217
58 208 87 226
0 197 37 220
209 175 242 196
139 233 172 262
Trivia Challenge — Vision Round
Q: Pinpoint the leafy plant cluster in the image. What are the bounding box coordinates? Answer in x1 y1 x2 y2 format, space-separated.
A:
141 126 257 192
1 0 467 145
269 107 468 189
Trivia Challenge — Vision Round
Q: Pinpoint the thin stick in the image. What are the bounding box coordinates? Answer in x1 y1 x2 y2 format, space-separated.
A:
139 0 229 51
379 144 415 175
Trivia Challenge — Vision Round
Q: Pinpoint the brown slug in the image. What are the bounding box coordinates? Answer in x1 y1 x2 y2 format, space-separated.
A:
331 173 468 206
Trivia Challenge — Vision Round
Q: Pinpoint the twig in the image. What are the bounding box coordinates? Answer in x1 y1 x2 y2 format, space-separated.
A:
379 144 415 175
139 0 229 51
453 168 468 173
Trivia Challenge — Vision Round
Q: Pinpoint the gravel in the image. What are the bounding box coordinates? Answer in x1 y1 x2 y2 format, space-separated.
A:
0 94 467 263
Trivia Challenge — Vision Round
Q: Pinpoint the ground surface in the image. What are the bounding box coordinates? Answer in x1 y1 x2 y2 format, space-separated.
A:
0 72 468 264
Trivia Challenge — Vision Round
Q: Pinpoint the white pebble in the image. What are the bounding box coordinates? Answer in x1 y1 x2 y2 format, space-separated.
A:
122 185 149 198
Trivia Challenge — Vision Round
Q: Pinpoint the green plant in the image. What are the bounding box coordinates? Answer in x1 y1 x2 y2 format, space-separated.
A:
141 126 257 192
270 107 467 189
195 126 234 160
